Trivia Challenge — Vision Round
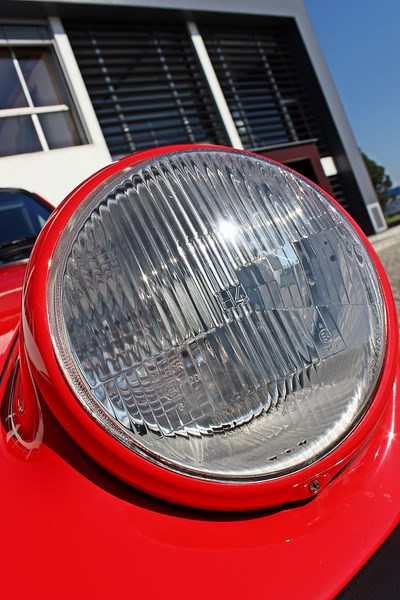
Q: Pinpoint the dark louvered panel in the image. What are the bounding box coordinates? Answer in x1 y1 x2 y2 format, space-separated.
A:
65 23 227 159
201 26 321 151
328 174 349 211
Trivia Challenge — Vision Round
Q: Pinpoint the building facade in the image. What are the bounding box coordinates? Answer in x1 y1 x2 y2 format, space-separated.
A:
0 0 386 234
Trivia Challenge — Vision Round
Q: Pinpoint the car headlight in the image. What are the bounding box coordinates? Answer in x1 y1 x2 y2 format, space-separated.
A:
22 145 395 510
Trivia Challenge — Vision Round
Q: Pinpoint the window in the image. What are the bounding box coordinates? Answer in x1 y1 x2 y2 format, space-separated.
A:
0 25 86 157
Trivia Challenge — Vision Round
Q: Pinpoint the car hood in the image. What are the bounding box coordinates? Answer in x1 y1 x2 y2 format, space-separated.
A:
0 260 27 375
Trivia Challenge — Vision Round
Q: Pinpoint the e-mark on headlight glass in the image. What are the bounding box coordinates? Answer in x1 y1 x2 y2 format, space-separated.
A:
48 147 386 482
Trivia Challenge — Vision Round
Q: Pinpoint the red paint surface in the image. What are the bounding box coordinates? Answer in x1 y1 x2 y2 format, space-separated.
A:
0 146 399 598
0 360 399 599
0 261 26 375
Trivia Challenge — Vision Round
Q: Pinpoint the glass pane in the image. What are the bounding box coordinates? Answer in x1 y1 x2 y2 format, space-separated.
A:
15 47 64 106
0 48 28 109
38 111 81 149
0 116 41 157
0 189 52 264
0 190 52 245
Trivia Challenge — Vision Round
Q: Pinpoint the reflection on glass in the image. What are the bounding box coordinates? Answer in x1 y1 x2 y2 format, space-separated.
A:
0 190 52 244
0 48 28 110
217 220 239 241
0 116 41 157
51 149 386 481
38 111 81 149
15 48 63 107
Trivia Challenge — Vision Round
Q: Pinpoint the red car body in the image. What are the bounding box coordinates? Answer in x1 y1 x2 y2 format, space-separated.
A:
0 149 399 599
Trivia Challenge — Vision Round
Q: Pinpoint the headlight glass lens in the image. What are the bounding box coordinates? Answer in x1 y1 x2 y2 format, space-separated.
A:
48 148 385 481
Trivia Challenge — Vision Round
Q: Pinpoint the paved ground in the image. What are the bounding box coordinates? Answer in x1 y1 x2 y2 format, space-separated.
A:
369 225 400 317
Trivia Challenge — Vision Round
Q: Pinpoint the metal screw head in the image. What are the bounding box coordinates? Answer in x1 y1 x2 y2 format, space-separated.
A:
308 479 321 494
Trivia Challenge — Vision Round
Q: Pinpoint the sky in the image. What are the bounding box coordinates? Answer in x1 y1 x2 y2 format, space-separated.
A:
304 0 400 187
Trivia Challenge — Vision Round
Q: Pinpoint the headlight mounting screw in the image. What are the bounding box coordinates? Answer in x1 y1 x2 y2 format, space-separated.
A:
308 479 321 494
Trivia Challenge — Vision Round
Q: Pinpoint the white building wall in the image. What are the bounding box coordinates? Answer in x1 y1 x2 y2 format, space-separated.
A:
0 144 111 206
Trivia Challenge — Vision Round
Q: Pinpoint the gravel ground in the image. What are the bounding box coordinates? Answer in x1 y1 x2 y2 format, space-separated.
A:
370 225 400 318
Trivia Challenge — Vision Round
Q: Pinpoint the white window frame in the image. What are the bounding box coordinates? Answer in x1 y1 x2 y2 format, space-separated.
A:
0 24 85 154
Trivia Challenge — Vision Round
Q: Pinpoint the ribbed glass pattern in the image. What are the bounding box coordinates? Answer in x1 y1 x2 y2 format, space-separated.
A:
48 148 385 480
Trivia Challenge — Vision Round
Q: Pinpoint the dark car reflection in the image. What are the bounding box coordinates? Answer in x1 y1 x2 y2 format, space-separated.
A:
0 188 53 265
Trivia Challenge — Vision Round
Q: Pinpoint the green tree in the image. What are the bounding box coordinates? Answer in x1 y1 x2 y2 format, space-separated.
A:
361 151 392 210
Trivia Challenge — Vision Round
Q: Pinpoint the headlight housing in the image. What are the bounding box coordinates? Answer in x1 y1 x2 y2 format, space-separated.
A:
22 146 396 510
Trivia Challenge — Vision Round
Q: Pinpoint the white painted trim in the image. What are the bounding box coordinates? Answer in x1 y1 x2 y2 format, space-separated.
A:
31 113 49 151
48 16 111 157
0 105 68 118
187 21 243 150
0 39 51 46
10 47 49 151
7 0 301 17
320 156 337 177
366 202 387 233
